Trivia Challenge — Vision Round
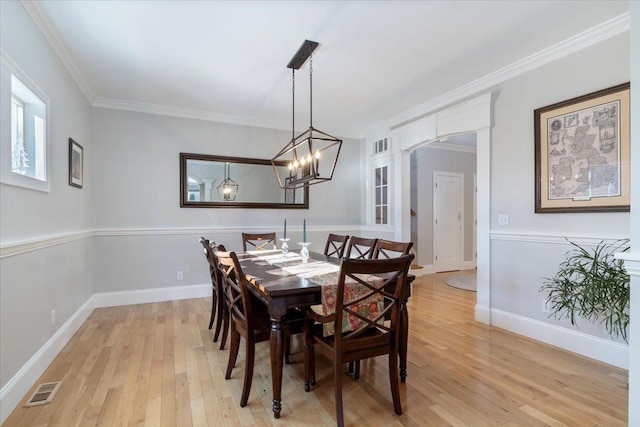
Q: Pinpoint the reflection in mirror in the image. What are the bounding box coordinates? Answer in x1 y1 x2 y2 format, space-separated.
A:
180 153 308 209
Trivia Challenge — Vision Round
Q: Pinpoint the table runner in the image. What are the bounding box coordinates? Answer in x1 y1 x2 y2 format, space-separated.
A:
249 250 384 335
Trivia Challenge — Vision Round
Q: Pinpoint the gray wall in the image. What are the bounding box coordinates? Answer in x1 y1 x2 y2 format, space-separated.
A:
90 108 362 293
410 146 477 267
0 1 93 388
488 32 629 340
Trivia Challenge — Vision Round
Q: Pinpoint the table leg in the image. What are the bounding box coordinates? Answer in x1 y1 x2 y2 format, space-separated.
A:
269 301 286 418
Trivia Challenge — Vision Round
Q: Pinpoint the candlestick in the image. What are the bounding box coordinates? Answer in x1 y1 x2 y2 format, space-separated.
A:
280 238 290 258
303 219 306 242
284 219 287 239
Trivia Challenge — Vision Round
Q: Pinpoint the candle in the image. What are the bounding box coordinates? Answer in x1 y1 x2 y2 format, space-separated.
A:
284 219 287 239
303 219 306 242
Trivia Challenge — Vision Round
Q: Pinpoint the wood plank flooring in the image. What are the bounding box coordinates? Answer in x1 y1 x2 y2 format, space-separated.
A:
4 271 628 426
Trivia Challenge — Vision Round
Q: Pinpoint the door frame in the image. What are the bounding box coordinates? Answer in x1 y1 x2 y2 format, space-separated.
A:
390 92 493 324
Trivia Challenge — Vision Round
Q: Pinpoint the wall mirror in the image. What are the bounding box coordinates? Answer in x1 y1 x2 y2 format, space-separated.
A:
180 153 308 209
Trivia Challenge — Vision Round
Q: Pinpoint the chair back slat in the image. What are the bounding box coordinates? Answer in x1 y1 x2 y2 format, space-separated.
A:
242 232 277 251
372 239 413 259
324 234 350 258
346 236 378 259
215 250 255 330
334 255 413 348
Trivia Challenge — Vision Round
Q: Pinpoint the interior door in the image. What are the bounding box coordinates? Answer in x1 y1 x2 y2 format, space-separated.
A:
433 171 463 272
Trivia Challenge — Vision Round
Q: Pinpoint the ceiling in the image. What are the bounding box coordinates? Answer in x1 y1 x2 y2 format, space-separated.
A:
31 1 629 138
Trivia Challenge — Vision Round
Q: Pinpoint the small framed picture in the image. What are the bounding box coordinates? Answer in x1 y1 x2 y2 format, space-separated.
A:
534 82 630 213
69 138 83 189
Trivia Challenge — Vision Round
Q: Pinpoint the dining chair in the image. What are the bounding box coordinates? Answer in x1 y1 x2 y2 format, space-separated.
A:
215 250 304 407
241 232 277 251
345 236 378 259
349 239 413 378
372 239 413 259
344 236 380 377
211 244 232 351
303 254 414 427
199 237 225 343
323 234 350 258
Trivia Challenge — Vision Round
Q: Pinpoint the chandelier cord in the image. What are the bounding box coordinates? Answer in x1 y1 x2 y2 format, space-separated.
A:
309 54 313 129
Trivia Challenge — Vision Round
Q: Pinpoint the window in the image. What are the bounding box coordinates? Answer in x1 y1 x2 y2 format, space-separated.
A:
11 95 26 174
373 137 388 154
374 166 388 224
1 55 50 192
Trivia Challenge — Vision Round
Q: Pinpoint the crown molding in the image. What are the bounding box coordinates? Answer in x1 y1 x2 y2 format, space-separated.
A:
93 97 288 129
361 11 630 137
21 0 96 103
20 0 628 141
92 97 360 139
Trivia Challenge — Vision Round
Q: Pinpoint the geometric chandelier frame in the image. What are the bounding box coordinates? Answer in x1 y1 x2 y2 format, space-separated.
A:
272 40 342 190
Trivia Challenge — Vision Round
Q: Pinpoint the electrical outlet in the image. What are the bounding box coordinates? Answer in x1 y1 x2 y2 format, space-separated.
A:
542 299 550 313
51 309 56 325
177 271 183 280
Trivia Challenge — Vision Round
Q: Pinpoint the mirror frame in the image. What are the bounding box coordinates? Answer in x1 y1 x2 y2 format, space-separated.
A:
180 153 309 209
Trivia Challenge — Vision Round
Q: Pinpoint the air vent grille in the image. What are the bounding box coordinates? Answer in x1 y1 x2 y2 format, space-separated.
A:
24 381 62 407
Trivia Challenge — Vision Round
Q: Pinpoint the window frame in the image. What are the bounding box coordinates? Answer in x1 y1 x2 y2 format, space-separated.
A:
366 134 392 227
373 164 389 225
1 52 51 192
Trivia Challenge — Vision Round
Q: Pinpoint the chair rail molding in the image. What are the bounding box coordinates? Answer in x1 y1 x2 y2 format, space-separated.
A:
0 230 94 258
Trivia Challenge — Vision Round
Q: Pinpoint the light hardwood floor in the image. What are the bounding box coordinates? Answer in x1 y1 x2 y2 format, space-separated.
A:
4 271 628 426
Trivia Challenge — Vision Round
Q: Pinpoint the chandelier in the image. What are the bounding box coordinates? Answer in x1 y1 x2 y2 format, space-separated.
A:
272 40 342 189
216 162 238 201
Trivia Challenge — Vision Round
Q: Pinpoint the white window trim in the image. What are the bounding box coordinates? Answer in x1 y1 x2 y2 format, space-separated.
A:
366 134 392 227
1 51 51 192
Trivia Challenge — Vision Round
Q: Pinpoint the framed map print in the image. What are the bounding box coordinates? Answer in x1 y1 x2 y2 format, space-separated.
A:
534 82 630 213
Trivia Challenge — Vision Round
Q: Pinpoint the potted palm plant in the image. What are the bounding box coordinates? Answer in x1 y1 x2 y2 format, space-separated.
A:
540 239 630 342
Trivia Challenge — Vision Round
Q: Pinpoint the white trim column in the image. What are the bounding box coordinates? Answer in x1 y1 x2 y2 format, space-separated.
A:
392 92 493 325
620 2 639 424
395 147 411 241
475 126 491 323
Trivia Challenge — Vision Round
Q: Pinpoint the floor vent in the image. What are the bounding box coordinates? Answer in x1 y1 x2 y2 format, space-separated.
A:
24 381 62 407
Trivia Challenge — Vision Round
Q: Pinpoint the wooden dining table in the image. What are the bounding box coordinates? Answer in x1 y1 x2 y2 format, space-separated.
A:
235 249 414 418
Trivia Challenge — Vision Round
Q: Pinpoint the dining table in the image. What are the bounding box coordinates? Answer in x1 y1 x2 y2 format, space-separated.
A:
235 249 414 419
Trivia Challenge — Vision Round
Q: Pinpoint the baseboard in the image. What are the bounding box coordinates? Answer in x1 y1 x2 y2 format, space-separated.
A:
409 264 434 276
475 304 491 324
92 283 211 308
491 308 629 369
0 283 211 424
0 297 95 424
462 260 477 270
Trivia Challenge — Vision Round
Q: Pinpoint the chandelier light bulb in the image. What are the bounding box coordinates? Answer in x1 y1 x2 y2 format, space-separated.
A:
315 150 321 159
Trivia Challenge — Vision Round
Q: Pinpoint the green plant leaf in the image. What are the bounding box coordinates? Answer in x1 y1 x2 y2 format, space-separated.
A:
540 238 630 342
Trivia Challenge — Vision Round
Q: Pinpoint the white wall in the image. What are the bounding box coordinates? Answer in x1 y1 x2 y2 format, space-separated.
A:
0 0 93 415
90 108 363 293
489 32 629 342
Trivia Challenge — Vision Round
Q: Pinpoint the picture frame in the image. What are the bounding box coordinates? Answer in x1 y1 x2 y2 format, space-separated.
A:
69 138 83 189
534 82 630 213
